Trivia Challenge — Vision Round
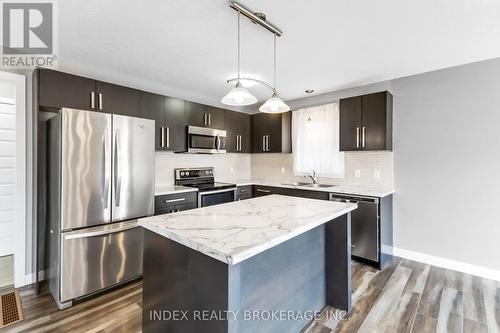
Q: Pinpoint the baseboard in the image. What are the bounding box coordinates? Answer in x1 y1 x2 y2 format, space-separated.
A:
391 246 500 282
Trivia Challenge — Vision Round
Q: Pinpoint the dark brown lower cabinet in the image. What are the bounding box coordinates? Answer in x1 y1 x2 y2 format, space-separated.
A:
253 185 329 200
236 185 252 201
154 192 197 215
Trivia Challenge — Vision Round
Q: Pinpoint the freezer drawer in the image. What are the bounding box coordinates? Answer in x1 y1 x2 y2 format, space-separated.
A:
60 220 143 302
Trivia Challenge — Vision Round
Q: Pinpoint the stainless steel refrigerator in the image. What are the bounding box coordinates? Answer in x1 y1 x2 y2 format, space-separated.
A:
46 108 154 309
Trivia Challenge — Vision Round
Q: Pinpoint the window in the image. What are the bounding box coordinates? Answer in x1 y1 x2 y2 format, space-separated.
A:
292 102 344 177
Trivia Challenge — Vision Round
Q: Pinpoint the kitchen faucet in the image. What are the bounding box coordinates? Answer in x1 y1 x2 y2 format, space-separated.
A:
304 169 318 184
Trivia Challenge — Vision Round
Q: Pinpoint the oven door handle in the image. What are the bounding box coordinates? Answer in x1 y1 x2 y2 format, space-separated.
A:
199 187 237 196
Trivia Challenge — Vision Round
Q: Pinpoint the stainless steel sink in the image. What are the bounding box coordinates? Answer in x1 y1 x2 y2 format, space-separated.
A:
304 184 336 188
281 182 311 186
281 182 336 188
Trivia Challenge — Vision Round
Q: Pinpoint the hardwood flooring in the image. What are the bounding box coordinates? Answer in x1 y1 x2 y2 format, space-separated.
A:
4 258 500 333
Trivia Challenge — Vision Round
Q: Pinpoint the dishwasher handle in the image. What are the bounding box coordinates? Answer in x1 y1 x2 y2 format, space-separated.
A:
329 193 379 204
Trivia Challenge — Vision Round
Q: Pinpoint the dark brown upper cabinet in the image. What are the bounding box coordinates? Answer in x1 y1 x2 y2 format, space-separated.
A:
38 68 96 111
139 92 165 151
340 91 393 151
186 102 224 129
164 97 187 152
38 69 140 117
251 112 292 153
139 92 187 152
95 81 139 117
224 110 251 153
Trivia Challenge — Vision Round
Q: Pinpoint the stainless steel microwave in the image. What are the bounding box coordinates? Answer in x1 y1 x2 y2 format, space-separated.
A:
187 126 227 154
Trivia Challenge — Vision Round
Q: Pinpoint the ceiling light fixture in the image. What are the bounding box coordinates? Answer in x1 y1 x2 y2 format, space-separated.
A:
221 11 257 106
222 1 290 113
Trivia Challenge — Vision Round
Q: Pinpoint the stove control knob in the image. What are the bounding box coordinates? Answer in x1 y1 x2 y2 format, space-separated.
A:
180 172 185 176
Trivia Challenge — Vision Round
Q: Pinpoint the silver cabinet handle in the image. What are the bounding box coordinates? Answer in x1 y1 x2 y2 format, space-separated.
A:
164 197 186 203
362 127 366 148
262 135 266 151
166 127 170 148
98 93 103 110
239 135 242 151
208 113 211 126
91 91 95 109
114 129 122 207
356 127 360 148
236 136 239 151
266 135 270 151
256 189 271 193
160 126 165 148
204 113 207 126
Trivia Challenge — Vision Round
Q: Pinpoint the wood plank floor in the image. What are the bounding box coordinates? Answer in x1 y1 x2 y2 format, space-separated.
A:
4 257 500 333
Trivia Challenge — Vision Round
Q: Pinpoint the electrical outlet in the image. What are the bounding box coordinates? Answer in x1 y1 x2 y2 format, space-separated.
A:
354 169 361 178
280 167 286 175
373 170 381 179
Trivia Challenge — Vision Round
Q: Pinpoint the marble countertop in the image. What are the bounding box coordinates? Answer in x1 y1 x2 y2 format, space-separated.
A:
221 179 394 197
139 194 357 265
155 185 198 196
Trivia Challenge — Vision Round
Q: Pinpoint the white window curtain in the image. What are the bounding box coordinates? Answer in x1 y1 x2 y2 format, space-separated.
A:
292 103 344 177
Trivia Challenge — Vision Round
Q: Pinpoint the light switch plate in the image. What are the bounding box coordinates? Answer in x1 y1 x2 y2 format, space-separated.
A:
280 167 286 175
373 170 381 179
230 167 234 174
354 169 361 178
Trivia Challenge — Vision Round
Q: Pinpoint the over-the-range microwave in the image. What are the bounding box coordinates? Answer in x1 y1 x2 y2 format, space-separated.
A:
187 125 227 154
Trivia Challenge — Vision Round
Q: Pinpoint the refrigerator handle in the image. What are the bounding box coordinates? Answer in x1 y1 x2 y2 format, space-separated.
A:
102 135 110 208
63 221 139 240
114 129 122 207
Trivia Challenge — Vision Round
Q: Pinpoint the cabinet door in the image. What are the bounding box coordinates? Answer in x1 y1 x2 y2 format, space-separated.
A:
224 110 239 152
139 92 165 151
165 97 187 152
186 101 207 127
39 69 96 110
361 92 389 150
251 113 270 153
339 96 362 151
205 106 225 129
96 81 139 116
225 110 250 153
266 113 285 153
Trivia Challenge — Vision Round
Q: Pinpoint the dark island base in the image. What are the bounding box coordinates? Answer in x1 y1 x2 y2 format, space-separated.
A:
142 213 351 333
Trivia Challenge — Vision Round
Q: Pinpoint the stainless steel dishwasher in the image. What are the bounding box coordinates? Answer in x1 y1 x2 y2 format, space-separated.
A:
329 193 379 262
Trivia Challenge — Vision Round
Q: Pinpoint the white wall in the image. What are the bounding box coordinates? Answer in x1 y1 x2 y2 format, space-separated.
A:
391 57 500 272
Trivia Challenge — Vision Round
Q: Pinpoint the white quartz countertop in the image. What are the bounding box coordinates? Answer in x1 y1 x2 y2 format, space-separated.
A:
221 179 394 198
139 195 357 265
155 185 198 196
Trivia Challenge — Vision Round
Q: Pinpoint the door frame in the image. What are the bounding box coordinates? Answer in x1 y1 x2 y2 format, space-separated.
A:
0 71 26 287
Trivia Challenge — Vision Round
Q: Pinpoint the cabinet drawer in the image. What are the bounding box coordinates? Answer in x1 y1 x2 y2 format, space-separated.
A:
236 185 252 201
253 186 275 197
155 192 197 211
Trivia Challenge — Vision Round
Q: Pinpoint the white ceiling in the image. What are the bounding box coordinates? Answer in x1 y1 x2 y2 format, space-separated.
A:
59 0 500 112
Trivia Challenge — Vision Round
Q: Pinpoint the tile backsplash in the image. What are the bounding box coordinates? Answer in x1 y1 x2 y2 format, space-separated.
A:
155 151 393 188
155 152 251 186
250 152 393 187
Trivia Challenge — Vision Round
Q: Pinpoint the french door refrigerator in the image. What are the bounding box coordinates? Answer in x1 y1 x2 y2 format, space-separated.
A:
47 108 154 309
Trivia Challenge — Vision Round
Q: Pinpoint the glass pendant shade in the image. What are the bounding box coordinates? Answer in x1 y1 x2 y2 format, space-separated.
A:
221 81 258 106
259 92 290 113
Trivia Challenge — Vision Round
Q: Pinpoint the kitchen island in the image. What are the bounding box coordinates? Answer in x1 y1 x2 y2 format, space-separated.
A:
139 195 357 333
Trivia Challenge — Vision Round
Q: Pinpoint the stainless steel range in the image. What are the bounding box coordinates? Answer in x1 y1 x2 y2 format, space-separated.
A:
174 167 236 207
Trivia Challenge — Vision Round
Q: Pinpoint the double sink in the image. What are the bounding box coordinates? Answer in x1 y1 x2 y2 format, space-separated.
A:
281 182 336 189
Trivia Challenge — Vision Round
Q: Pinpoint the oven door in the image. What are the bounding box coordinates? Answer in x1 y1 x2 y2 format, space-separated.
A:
188 126 226 153
198 188 237 207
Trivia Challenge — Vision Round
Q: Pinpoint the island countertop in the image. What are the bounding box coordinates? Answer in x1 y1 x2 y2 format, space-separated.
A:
139 194 357 265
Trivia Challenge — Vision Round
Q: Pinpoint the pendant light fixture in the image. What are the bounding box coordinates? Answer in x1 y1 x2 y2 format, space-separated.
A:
222 1 290 113
221 11 257 106
259 34 290 113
